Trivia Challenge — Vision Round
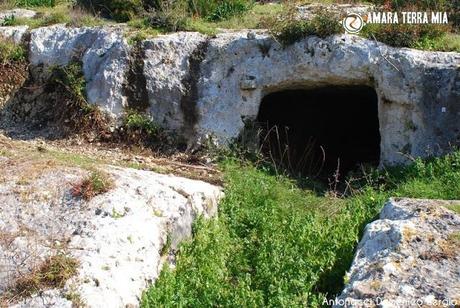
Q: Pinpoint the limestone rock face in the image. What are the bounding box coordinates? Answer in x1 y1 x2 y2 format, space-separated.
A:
336 198 460 307
142 32 207 133
29 25 130 116
0 24 459 165
0 26 29 43
0 159 223 307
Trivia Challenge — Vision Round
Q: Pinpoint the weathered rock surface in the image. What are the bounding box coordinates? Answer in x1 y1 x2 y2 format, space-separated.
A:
0 155 223 307
337 198 460 307
0 25 28 43
297 3 374 20
0 24 459 165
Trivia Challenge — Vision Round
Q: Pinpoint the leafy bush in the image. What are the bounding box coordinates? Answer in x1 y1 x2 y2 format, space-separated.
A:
270 9 342 46
76 0 143 22
123 111 159 137
188 0 252 21
144 0 188 32
0 38 27 64
51 61 87 102
142 150 460 307
48 61 109 134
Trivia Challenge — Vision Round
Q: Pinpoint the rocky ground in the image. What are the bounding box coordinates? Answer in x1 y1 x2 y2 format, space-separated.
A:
0 133 223 307
337 198 460 307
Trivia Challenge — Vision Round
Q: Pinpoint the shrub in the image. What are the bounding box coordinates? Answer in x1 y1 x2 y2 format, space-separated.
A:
76 0 143 22
206 0 252 22
270 9 343 46
144 0 188 32
188 0 253 21
123 110 159 138
0 38 27 64
51 61 87 102
362 23 449 49
48 61 109 135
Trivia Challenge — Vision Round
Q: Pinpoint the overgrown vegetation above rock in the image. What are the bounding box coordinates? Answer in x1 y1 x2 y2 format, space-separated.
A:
0 37 26 64
363 0 459 49
15 0 55 7
362 23 454 50
76 0 253 23
269 8 343 46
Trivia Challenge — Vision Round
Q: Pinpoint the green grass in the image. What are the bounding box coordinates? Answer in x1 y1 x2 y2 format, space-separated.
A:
142 150 460 307
183 3 283 35
15 0 56 7
0 38 26 64
1 2 109 28
413 33 460 53
361 23 458 52
123 111 159 137
447 203 460 214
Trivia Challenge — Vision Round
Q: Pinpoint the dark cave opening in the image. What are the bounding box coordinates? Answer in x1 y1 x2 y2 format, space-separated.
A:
256 86 381 180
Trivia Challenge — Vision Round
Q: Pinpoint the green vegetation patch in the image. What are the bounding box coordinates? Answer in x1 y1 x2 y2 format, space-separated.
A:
446 203 460 214
123 110 160 139
361 23 458 52
15 0 55 7
0 38 27 64
142 150 460 307
76 0 253 23
269 8 343 46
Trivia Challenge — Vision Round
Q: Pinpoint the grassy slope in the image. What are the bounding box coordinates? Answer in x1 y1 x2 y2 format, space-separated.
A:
1 1 459 52
142 151 460 307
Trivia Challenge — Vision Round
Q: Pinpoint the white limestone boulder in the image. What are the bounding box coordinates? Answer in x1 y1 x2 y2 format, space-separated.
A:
336 198 460 307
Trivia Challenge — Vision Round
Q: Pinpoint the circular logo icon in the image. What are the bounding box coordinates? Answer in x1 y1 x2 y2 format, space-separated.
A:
342 13 364 34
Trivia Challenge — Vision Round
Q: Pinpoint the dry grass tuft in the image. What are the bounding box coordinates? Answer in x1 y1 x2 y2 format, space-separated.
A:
71 170 114 200
2 254 79 303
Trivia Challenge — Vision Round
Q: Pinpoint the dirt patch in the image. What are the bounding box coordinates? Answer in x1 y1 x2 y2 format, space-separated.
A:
0 61 28 108
1 63 111 140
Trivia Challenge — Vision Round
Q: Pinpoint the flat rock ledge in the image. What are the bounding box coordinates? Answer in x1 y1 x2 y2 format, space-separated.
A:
0 159 223 307
336 198 460 307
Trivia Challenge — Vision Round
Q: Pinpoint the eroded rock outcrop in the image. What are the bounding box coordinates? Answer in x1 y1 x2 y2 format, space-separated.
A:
0 24 459 165
0 153 223 307
336 198 460 307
